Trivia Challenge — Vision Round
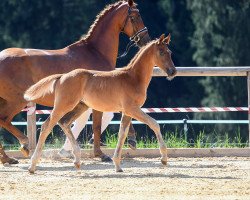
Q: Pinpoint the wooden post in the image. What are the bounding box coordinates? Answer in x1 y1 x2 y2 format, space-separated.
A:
248 72 250 147
27 102 37 151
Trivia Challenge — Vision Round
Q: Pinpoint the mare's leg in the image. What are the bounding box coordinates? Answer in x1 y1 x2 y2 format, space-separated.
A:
92 110 112 162
0 143 19 164
127 124 137 150
126 108 168 165
58 102 90 169
112 114 131 172
0 99 29 157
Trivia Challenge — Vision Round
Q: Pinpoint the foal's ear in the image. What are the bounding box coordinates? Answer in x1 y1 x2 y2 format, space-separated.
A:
158 34 165 44
128 0 134 7
164 33 171 45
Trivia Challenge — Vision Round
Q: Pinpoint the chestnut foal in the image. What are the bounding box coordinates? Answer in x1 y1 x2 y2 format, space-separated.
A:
24 34 176 173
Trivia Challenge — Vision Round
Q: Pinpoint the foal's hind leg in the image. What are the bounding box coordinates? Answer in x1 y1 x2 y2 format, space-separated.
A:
29 110 69 173
58 102 89 169
92 110 112 162
29 88 83 173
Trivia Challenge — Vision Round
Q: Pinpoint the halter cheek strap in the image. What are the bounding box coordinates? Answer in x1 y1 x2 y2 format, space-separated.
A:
121 7 148 44
119 7 149 58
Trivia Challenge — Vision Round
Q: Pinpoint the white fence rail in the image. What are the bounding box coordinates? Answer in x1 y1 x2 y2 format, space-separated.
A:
26 67 250 149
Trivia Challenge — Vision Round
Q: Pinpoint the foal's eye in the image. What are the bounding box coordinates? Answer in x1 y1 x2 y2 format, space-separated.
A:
130 16 135 21
160 50 165 56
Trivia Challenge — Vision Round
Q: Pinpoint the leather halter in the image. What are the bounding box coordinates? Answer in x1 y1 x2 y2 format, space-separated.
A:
121 7 148 45
119 7 148 58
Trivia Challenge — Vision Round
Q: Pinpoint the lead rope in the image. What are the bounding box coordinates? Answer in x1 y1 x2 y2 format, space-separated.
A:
118 40 137 59
118 27 148 59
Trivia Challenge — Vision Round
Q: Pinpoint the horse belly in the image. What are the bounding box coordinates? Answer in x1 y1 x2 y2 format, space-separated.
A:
82 89 122 113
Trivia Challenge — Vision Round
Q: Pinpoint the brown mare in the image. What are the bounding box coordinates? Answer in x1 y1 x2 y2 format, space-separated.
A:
24 34 176 173
0 0 150 164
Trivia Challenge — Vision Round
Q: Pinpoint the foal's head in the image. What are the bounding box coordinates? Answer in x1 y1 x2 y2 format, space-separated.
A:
154 34 176 80
119 0 151 47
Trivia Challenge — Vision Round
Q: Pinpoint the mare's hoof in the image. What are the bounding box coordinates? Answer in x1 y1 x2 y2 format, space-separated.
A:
101 155 112 162
1 157 19 165
161 159 167 166
20 145 30 157
128 139 137 150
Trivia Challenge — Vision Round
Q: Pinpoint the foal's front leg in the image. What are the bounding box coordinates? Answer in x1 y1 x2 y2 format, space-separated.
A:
113 114 131 172
127 107 168 165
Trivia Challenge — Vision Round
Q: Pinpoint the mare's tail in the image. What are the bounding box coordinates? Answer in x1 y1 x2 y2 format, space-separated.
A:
24 74 62 102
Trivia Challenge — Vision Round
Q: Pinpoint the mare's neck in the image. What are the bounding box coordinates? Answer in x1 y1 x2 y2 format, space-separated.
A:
85 11 121 68
130 47 155 89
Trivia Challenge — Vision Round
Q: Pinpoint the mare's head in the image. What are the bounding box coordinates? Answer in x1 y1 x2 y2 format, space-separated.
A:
153 34 176 80
119 0 150 47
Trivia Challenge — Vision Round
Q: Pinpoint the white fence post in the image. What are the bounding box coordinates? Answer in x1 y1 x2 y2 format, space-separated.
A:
248 72 250 147
27 102 37 151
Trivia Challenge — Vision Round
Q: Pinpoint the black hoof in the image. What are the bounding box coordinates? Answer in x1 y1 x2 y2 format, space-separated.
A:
128 139 137 150
101 155 112 162
1 157 19 165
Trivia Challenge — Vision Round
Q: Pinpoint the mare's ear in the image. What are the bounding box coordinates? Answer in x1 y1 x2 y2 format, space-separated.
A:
164 33 171 45
128 0 134 7
157 34 165 44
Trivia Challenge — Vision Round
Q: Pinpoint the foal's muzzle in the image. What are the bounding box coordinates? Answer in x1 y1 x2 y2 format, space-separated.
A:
166 67 177 81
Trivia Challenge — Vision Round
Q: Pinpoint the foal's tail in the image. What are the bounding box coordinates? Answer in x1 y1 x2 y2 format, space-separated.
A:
24 74 62 102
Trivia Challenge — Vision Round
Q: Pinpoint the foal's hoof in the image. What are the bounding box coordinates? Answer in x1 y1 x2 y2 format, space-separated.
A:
28 167 35 174
116 168 124 173
20 145 30 157
74 162 81 170
101 155 112 162
128 139 137 150
161 159 167 166
1 157 19 165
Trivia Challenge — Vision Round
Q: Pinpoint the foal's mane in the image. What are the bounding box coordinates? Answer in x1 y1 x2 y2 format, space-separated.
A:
125 40 156 69
81 1 125 41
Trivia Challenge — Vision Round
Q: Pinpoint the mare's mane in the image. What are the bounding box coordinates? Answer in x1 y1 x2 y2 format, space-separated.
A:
81 1 125 41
